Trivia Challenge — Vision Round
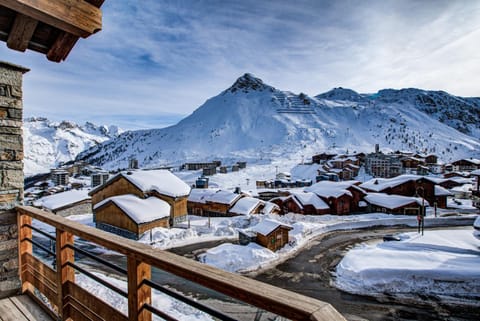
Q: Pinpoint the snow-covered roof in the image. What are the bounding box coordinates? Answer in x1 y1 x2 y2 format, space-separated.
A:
434 185 453 196
93 170 191 198
187 189 219 203
250 219 292 236
93 194 170 224
34 189 90 211
291 192 329 210
451 184 472 193
455 158 480 165
305 181 358 198
262 201 280 214
207 190 242 205
360 174 420 192
471 169 480 176
364 193 428 210
229 197 264 215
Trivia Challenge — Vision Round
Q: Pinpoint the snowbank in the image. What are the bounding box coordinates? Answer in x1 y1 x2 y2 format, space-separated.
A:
335 228 480 305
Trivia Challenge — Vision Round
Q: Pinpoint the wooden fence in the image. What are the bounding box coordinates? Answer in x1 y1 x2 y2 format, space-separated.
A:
17 205 345 321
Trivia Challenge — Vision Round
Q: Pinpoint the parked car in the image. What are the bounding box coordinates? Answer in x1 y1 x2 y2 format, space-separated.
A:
473 216 480 240
383 234 401 242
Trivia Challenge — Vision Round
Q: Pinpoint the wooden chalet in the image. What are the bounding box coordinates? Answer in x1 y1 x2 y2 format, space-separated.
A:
282 192 330 215
93 194 170 240
250 219 293 252
364 193 426 215
33 189 91 217
306 181 365 215
450 158 480 172
187 189 243 217
312 152 336 164
228 196 264 216
89 169 191 226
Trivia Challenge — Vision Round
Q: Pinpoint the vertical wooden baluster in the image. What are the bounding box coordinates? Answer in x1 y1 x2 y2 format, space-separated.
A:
17 212 33 293
127 255 152 321
56 229 75 321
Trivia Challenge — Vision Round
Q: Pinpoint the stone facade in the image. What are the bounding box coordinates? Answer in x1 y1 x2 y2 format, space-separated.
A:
0 61 29 298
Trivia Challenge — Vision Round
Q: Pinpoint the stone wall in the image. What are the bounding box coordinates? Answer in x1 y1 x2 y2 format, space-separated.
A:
0 61 29 298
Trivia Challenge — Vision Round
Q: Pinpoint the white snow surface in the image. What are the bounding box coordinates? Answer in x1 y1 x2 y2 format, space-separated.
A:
364 193 427 209
360 174 421 192
206 190 241 205
305 180 357 198
93 194 170 224
24 117 121 176
291 191 329 209
33 189 90 210
335 228 480 305
229 197 263 215
114 170 191 197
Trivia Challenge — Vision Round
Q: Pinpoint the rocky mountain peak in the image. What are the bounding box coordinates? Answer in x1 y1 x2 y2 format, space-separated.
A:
227 73 273 94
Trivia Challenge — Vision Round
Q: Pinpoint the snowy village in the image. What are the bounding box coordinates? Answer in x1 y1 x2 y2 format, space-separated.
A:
1 1 480 321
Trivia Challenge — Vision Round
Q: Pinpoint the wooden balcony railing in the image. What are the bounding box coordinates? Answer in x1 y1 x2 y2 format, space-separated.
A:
17 205 345 321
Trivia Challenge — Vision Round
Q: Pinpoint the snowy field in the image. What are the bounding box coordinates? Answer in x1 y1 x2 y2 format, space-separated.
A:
335 228 480 306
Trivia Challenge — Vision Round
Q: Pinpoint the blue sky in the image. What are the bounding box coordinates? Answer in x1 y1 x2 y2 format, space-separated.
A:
2 0 480 130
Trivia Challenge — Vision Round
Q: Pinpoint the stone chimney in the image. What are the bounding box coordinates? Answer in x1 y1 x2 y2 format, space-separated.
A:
0 61 29 298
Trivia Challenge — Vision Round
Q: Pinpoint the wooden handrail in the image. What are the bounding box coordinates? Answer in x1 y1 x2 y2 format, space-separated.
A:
17 205 346 321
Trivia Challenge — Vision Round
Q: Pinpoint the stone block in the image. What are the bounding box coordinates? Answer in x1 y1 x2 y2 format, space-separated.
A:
7 108 22 119
0 127 21 135
0 134 22 151
0 97 21 109
0 119 22 128
0 108 6 119
10 86 22 98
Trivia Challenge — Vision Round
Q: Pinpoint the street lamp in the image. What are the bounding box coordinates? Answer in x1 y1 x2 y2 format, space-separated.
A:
416 186 425 236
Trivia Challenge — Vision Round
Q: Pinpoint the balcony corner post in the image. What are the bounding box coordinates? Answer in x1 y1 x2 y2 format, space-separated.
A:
127 255 152 321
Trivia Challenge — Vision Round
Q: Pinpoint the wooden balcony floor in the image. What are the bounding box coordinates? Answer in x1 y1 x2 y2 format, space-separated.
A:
0 295 53 321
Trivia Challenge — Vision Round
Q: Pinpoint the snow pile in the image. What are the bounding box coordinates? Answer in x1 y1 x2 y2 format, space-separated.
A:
335 228 480 305
199 243 277 273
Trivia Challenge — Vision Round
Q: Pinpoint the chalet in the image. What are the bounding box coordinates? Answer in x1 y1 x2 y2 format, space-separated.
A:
312 152 336 164
306 181 366 214
237 161 247 169
443 171 471 179
425 154 438 164
401 157 426 174
360 175 449 209
93 194 170 240
91 171 109 187
33 190 91 217
229 197 264 216
203 166 217 176
183 162 218 171
364 193 428 215
471 170 480 208
450 158 480 172
89 169 191 225
282 192 330 215
471 169 480 197
306 181 355 215
195 176 209 188
187 189 219 215
51 169 69 186
187 189 243 217
250 219 293 252
263 201 281 215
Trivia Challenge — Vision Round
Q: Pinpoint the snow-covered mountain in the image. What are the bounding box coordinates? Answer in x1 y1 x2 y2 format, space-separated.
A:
77 73 480 170
24 117 122 176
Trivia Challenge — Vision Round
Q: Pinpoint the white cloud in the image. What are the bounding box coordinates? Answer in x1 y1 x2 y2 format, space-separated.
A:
1 0 479 129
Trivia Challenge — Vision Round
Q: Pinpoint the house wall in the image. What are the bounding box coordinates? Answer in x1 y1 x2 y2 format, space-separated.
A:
256 228 290 251
95 202 169 237
151 192 188 224
91 177 144 205
0 62 28 298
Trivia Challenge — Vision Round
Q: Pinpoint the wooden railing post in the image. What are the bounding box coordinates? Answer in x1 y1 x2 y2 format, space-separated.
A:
56 229 75 321
17 212 33 293
127 255 152 321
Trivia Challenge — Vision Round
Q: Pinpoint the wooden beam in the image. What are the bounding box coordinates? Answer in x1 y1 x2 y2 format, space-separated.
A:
46 31 78 62
56 230 75 320
0 0 102 38
127 256 152 321
6 12 37 51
